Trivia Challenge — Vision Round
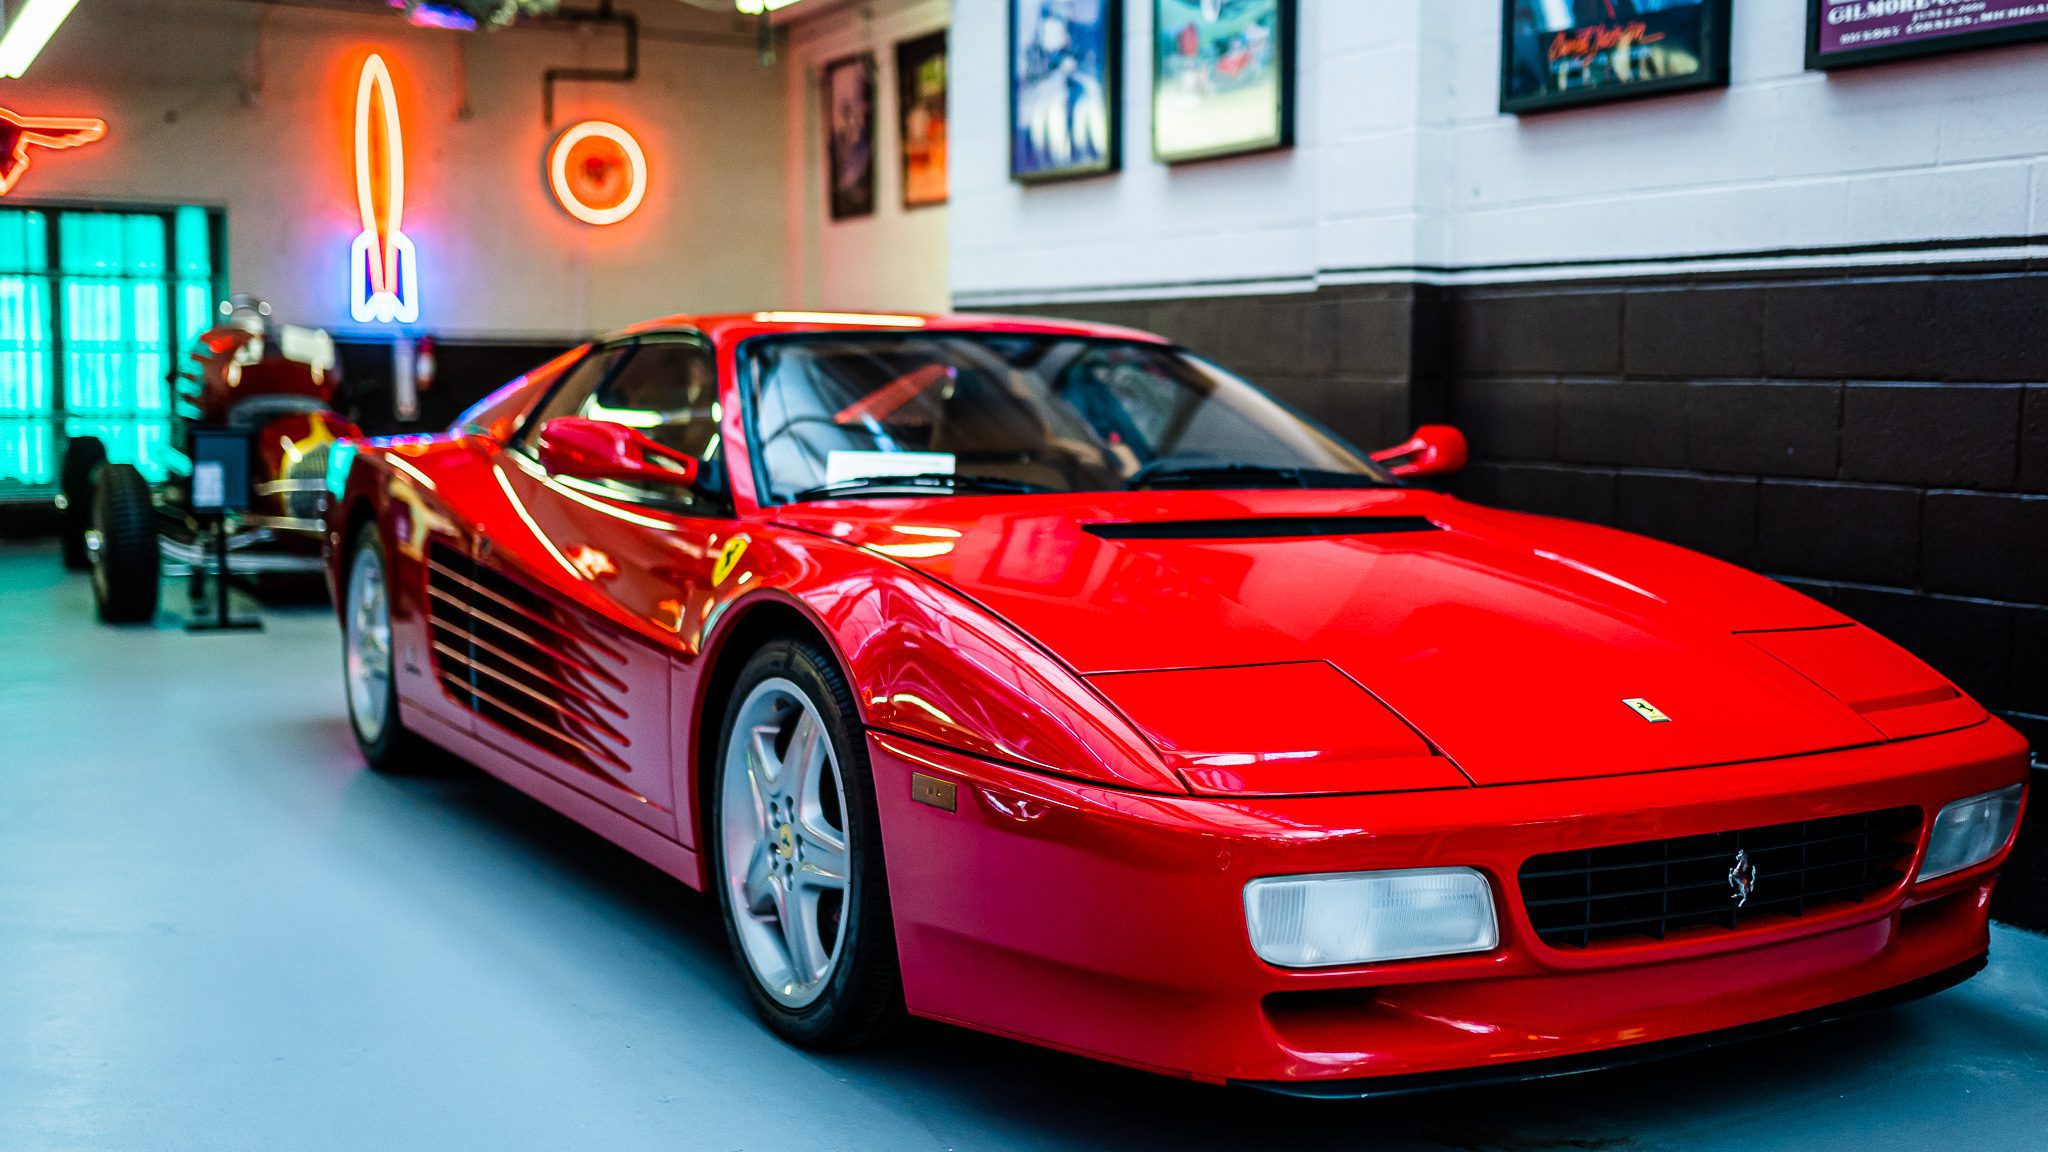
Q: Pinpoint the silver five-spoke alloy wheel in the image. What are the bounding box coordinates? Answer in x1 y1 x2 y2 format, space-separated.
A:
345 542 393 745
719 677 852 1009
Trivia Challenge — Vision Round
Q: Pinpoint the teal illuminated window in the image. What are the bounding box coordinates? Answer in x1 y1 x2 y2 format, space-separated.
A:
0 205 224 491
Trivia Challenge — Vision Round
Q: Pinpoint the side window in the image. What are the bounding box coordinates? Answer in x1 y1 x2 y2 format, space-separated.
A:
573 337 726 511
516 344 631 452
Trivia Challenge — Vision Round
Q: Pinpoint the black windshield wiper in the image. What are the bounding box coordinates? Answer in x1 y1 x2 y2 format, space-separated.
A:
1126 462 1394 491
790 473 1055 502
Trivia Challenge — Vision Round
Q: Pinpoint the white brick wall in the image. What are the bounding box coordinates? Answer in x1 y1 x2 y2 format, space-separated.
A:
949 0 2048 304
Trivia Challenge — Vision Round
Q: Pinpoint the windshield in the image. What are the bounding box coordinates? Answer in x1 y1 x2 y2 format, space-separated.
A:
743 334 1391 502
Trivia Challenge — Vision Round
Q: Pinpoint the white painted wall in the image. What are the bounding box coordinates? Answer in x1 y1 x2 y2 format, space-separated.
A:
781 0 952 312
949 0 2048 304
16 0 787 342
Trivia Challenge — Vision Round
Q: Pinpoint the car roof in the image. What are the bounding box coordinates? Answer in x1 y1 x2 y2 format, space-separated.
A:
609 310 1174 347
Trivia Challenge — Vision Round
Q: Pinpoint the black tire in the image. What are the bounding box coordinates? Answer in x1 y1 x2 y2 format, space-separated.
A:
343 523 437 774
58 435 106 570
90 463 160 624
711 637 903 1050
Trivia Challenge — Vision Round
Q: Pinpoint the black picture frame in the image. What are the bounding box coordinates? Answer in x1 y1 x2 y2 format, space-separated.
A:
896 30 949 209
1009 0 1123 185
1152 0 1296 165
1499 0 1732 116
1805 0 2048 70
822 52 876 221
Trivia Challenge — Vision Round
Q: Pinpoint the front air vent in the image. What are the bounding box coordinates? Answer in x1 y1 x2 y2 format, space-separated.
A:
1082 516 1439 541
424 542 632 778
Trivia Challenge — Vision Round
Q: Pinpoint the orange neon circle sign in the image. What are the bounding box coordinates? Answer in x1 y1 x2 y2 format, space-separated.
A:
548 121 647 226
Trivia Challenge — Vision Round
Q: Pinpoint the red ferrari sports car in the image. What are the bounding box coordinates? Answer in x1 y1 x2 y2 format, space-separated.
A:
325 310 2029 1094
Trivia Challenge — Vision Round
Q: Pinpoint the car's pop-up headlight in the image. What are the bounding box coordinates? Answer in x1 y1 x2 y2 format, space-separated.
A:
1918 784 2025 882
1244 868 1497 968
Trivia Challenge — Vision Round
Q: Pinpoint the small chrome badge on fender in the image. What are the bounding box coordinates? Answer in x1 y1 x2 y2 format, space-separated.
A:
910 772 957 812
1623 697 1671 723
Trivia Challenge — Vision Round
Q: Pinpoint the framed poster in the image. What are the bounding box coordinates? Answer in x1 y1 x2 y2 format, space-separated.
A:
1500 0 1732 115
823 52 876 220
1153 0 1295 163
1807 0 2048 70
896 31 949 208
1011 0 1121 183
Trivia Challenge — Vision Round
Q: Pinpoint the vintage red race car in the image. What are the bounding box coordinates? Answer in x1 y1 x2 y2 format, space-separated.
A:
324 311 2030 1094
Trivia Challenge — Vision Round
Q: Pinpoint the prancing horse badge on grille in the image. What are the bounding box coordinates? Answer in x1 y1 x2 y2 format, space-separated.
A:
1728 849 1758 908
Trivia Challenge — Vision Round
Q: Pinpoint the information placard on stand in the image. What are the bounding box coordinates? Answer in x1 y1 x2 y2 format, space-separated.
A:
185 428 263 633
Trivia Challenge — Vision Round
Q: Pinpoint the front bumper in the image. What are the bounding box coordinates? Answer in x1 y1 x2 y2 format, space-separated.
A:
866 718 2029 1087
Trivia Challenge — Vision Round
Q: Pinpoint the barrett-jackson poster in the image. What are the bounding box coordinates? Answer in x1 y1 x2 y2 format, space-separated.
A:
1810 0 2048 68
1501 0 1731 114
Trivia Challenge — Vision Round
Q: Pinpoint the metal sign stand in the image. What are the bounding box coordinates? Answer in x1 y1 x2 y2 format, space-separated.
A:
184 512 262 633
184 427 263 633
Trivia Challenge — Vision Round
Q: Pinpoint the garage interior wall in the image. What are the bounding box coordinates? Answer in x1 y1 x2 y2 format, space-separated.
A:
781 0 951 312
42 0 786 340
953 0 2048 764
0 0 787 487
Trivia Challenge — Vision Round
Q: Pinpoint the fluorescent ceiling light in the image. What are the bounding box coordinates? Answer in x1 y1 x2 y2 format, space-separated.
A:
0 0 82 80
735 0 804 14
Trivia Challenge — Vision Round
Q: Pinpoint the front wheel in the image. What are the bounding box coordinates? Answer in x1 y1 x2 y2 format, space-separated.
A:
344 524 430 773
711 638 902 1049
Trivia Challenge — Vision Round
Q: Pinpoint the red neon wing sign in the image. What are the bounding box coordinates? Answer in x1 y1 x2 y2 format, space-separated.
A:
351 54 418 324
0 109 107 196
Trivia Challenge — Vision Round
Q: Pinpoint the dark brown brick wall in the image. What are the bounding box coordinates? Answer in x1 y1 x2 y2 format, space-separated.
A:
335 338 576 436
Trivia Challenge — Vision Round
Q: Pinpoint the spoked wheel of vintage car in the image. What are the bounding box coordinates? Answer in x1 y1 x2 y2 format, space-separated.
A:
89 463 160 624
343 524 429 773
713 639 902 1049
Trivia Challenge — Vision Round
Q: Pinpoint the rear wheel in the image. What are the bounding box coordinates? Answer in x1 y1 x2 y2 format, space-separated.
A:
58 435 106 570
712 638 902 1049
90 463 159 624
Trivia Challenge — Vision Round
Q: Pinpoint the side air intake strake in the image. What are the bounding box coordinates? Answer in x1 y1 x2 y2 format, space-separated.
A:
425 542 633 778
1082 516 1439 541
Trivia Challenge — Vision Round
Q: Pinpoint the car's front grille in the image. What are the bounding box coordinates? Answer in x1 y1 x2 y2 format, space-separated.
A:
424 542 632 777
1518 807 1922 950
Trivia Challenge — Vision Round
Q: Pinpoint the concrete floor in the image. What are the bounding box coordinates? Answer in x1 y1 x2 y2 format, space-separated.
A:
2 542 2045 1152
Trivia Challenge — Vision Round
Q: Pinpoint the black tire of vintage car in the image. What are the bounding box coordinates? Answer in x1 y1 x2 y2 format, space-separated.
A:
90 463 160 624
58 435 107 571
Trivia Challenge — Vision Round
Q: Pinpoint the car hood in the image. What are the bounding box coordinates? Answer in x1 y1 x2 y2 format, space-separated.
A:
774 490 1970 788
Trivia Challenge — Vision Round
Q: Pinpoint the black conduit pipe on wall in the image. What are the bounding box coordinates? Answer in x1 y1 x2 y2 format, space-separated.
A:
542 0 639 127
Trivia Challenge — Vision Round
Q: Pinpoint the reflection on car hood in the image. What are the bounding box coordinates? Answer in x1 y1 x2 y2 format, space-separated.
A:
774 489 1935 786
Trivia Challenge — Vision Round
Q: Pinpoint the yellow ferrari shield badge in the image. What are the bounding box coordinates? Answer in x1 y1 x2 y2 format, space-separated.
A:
713 535 750 586
1623 698 1671 723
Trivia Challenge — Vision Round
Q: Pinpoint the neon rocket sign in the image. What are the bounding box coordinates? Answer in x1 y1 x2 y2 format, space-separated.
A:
351 54 418 324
